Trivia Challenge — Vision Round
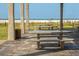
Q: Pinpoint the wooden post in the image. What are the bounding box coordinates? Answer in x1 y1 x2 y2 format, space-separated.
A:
60 3 64 49
20 3 25 36
8 3 15 40
26 3 29 32
60 3 63 30
37 34 41 49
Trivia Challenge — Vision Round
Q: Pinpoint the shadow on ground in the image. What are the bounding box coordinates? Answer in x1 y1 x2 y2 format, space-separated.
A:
0 32 79 56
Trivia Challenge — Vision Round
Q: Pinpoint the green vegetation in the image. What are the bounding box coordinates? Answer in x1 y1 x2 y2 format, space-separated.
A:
0 23 20 40
0 21 79 40
0 23 8 40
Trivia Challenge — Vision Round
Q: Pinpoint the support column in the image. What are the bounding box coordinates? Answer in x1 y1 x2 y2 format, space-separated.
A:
60 3 63 30
26 3 29 32
60 3 64 49
8 3 15 40
20 3 25 36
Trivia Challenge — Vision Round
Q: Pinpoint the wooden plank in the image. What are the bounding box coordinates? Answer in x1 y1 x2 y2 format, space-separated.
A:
39 35 70 37
42 47 61 50
28 30 72 34
34 26 53 28
27 39 59 42
28 39 79 42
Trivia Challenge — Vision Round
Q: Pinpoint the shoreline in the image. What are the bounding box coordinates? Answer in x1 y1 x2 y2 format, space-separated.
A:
0 20 79 23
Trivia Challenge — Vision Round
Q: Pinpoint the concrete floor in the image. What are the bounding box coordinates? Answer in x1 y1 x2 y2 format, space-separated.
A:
0 33 79 56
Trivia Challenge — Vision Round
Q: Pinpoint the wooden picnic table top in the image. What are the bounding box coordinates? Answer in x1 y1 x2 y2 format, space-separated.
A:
34 26 53 27
28 30 72 34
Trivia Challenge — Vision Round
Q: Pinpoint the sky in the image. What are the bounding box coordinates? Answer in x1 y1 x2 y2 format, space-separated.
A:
0 3 79 19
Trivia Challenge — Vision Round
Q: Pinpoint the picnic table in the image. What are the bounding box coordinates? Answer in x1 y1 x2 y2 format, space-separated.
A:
34 25 54 30
28 30 72 49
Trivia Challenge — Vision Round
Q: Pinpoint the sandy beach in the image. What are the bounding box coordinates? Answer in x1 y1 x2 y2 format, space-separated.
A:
0 20 79 23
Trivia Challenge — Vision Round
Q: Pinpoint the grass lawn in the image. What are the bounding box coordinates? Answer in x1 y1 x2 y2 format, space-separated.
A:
0 23 20 40
0 22 79 40
0 23 8 40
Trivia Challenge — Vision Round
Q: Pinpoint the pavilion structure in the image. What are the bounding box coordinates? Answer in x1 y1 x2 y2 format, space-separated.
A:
8 3 29 40
8 3 64 49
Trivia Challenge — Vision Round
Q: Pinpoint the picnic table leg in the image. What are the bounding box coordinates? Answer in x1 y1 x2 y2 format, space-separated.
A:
37 34 41 49
60 40 64 49
58 33 64 49
57 36 60 46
